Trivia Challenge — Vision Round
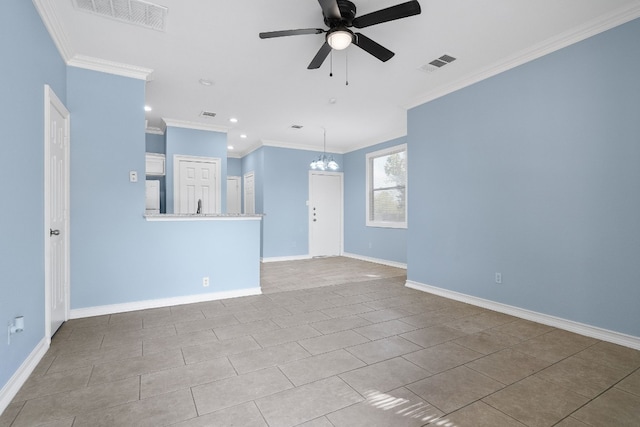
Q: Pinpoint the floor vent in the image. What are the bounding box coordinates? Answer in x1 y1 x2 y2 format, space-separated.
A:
73 0 168 31
419 54 457 73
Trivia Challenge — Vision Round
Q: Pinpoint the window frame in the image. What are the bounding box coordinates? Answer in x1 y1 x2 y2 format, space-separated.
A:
365 143 407 229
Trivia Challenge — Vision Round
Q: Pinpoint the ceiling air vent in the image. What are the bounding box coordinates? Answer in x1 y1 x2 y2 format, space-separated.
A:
419 54 457 73
200 111 217 118
291 125 304 129
73 0 168 31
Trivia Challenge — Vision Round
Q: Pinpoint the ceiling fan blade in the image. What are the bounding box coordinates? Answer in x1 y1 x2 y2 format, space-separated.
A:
353 33 394 62
352 0 421 28
308 42 332 69
259 28 325 39
317 0 341 20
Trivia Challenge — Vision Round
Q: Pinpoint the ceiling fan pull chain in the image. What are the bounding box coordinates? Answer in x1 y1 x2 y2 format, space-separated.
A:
346 51 349 86
330 50 333 77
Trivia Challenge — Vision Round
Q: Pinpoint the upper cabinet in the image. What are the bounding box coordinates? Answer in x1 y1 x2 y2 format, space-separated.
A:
145 153 165 176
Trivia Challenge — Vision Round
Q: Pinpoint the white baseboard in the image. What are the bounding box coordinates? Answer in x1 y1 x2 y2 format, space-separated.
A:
406 280 640 351
261 255 312 263
0 337 49 415
342 252 407 270
70 287 262 319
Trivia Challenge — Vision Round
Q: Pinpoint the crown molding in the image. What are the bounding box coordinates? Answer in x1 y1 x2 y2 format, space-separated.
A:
67 54 153 81
32 0 74 61
145 127 164 135
406 3 640 110
162 118 231 133
261 139 324 153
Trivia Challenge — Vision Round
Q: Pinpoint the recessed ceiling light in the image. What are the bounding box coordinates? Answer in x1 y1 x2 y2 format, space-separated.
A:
240 134 247 139
228 145 234 150
229 118 238 123
199 78 214 86
144 105 152 111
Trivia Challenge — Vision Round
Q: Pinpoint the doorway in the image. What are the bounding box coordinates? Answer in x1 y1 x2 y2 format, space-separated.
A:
244 172 255 214
44 85 70 340
227 176 241 214
309 171 343 257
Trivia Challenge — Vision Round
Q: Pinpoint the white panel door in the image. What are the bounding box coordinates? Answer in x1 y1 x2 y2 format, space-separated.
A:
175 156 220 214
45 85 70 339
309 172 343 257
145 180 160 213
244 172 255 214
227 176 241 214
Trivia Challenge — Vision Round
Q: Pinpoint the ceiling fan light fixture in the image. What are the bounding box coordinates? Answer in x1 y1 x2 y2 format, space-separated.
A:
327 28 353 50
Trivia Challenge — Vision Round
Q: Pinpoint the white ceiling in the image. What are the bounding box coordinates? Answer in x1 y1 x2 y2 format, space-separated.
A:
35 0 640 156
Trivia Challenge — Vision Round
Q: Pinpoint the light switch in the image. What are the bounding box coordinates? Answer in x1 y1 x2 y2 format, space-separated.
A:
129 171 138 182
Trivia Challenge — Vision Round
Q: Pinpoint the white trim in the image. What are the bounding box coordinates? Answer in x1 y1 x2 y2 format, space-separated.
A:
0 338 49 415
145 127 164 135
44 85 70 344
405 280 640 351
70 287 262 319
163 118 230 133
32 0 74 61
67 55 153 81
261 255 313 263
144 214 262 222
365 143 407 229
342 252 407 270
405 4 640 110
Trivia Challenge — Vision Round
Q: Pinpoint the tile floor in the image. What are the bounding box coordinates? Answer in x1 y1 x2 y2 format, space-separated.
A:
2 257 640 426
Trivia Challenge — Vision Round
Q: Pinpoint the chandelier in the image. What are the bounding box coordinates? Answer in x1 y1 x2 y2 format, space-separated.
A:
310 128 339 171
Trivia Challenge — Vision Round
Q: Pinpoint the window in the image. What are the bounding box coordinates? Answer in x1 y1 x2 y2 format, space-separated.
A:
366 144 407 228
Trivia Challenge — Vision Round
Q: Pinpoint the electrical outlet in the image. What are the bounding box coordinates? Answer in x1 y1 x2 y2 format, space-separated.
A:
495 272 502 284
202 277 209 287
129 171 138 182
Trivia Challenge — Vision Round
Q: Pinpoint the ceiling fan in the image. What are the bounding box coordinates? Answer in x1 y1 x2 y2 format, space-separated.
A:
259 0 421 69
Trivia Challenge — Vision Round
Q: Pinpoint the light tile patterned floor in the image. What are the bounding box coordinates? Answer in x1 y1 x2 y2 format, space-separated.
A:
2 257 640 426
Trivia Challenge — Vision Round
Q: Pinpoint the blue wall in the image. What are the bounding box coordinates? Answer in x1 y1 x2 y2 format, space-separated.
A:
67 68 260 309
407 18 640 337
0 0 67 391
227 157 242 177
165 127 228 214
344 138 407 264
145 132 165 154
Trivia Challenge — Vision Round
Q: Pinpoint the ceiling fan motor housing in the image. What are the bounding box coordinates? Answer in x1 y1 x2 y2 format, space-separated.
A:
324 0 356 27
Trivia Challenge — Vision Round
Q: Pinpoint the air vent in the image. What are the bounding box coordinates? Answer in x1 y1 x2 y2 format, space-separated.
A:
200 111 217 118
73 0 168 31
419 54 457 73
291 125 304 129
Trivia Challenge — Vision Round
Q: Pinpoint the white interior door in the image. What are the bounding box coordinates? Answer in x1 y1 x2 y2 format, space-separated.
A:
44 85 70 340
174 155 220 214
244 172 255 214
309 172 343 257
145 180 160 214
227 176 241 214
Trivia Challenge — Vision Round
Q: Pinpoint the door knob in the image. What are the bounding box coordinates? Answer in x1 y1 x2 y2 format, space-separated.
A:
50 229 60 236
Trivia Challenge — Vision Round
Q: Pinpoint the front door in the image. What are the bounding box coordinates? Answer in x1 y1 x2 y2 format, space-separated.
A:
45 85 70 339
309 171 343 257
174 155 220 214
